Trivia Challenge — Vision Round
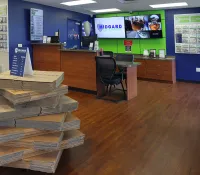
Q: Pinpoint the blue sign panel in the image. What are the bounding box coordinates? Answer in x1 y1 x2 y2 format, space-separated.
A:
10 47 27 77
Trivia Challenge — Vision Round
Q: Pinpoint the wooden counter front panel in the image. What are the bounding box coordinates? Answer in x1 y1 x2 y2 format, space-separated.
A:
135 59 146 78
134 59 176 83
33 45 61 71
61 52 97 91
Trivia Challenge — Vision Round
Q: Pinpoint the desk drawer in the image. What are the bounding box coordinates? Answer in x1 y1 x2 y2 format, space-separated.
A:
160 71 173 81
146 69 173 81
146 60 172 71
146 69 162 80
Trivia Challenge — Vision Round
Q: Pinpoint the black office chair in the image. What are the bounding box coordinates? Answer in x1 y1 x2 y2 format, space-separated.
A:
103 51 114 57
115 54 134 81
96 56 126 102
116 53 134 62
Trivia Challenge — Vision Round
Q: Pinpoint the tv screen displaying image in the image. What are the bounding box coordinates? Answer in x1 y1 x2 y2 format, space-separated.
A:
125 14 162 39
94 17 126 38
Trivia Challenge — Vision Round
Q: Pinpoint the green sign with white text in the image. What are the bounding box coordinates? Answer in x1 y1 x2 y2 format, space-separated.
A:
175 14 200 24
175 16 190 23
191 16 200 23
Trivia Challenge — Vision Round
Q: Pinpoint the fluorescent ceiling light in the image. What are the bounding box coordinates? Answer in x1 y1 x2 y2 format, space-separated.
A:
150 2 188 8
91 8 121 13
61 0 96 6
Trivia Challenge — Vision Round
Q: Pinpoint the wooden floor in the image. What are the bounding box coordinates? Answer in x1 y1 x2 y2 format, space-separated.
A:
1 80 200 175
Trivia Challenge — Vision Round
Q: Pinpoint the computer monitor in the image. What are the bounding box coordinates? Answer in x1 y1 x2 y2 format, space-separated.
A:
82 35 97 48
49 36 60 43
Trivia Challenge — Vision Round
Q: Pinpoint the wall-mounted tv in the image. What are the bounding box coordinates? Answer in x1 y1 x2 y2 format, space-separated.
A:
94 17 125 38
30 8 43 41
125 14 162 39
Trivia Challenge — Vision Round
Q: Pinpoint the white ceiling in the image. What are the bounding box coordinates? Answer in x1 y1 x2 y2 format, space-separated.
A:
24 0 200 15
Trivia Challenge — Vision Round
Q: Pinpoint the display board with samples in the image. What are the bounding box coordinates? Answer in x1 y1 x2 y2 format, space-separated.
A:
174 14 200 54
0 5 8 52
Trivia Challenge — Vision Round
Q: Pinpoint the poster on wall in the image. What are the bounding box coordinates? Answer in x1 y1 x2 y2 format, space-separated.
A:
174 14 200 54
124 40 133 52
30 8 43 41
0 5 8 52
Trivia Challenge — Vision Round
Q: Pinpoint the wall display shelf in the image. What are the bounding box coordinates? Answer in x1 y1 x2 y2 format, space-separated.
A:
0 5 8 52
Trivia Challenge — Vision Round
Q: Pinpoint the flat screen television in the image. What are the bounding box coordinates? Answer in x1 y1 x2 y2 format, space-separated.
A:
125 14 162 39
30 8 43 41
94 17 125 38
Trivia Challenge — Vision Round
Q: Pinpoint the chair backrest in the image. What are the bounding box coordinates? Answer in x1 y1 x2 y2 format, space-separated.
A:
96 56 116 81
116 54 134 62
103 51 114 57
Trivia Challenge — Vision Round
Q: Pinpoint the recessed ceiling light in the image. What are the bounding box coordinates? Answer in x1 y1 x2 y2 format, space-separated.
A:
61 0 96 6
150 2 188 8
91 8 121 13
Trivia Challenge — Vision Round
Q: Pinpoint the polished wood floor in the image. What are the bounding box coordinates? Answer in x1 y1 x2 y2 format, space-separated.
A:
1 80 200 175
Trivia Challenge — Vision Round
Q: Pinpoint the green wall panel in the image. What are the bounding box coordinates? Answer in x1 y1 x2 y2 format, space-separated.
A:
99 39 118 53
161 19 166 38
140 38 166 55
116 12 139 17
96 13 117 17
97 10 166 54
138 10 165 19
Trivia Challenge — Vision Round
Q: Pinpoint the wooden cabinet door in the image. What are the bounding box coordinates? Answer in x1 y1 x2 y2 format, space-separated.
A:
135 59 146 78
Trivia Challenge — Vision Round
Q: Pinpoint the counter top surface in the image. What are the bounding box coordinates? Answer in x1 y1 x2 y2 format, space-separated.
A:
134 55 175 61
116 61 141 68
60 49 96 53
31 43 62 46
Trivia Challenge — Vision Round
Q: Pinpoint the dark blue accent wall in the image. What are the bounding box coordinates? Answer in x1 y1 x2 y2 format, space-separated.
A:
166 8 200 81
8 0 91 69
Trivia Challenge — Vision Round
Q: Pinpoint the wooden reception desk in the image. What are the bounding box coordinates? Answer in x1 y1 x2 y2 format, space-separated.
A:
32 45 140 101
32 44 98 91
32 44 176 100
32 43 62 71
60 49 98 91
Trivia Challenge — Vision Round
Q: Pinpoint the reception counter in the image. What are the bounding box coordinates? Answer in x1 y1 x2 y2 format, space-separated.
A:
134 55 176 83
32 43 62 71
60 49 98 91
32 44 176 100
60 50 141 100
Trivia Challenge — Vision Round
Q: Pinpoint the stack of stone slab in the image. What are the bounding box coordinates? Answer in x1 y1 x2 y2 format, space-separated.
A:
0 71 85 173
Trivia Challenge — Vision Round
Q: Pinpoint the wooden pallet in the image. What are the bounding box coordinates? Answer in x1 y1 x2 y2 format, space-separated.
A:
16 113 80 131
0 85 68 105
0 71 64 92
6 150 63 173
0 71 84 173
0 96 78 121
0 130 84 166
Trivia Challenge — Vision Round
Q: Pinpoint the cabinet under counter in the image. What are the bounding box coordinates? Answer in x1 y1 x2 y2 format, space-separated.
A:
134 56 176 83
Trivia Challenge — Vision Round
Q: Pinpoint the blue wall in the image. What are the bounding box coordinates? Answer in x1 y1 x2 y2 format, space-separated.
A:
8 0 91 69
166 8 200 81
